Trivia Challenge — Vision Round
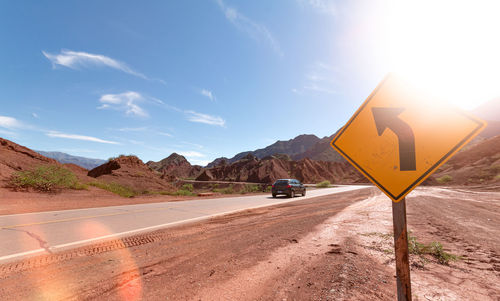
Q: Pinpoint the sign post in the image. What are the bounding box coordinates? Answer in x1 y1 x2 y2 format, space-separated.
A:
392 198 411 301
330 74 486 301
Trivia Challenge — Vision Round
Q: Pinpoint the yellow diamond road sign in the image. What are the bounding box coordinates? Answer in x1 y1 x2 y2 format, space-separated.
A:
331 74 487 202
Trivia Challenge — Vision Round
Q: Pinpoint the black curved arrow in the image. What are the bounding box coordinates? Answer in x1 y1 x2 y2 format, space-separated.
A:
371 107 416 171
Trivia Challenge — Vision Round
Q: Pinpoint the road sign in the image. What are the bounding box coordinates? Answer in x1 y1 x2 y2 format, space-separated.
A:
331 74 486 202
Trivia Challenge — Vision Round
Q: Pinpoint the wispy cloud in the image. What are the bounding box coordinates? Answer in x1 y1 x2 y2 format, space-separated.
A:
293 61 339 95
215 0 283 57
200 89 215 101
178 151 204 158
0 116 24 129
297 0 337 16
42 49 149 80
116 126 173 137
98 91 148 117
31 113 39 119
46 131 119 144
185 110 226 127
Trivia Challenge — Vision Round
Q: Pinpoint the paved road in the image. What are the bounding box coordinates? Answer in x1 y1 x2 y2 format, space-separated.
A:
0 186 368 263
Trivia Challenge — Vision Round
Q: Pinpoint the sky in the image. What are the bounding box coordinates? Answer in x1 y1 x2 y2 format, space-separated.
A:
1 1 499 166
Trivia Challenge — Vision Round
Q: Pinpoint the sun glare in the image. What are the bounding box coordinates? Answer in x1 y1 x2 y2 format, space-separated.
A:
379 0 500 110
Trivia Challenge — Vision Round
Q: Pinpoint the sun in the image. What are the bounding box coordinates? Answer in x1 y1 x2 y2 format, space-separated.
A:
377 0 500 110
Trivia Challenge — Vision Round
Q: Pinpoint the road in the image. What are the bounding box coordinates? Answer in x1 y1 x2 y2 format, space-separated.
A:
0 185 367 263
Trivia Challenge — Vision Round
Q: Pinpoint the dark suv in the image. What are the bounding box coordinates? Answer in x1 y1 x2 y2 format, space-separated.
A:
271 179 306 198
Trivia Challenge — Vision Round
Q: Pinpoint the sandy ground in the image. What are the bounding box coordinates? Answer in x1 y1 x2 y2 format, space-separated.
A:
0 187 265 216
0 187 499 300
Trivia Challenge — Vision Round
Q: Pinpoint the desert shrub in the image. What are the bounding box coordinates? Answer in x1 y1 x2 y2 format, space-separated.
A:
240 184 260 194
213 184 234 194
89 181 136 198
495 174 500 181
11 165 80 192
316 180 331 188
181 183 194 192
436 175 452 184
408 233 458 265
264 185 272 192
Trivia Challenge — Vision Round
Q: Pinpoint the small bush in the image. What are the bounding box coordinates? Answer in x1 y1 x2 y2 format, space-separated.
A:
181 183 194 192
213 184 234 194
89 181 136 198
316 180 331 188
240 184 260 194
436 175 452 184
495 174 500 181
11 165 80 192
408 233 458 265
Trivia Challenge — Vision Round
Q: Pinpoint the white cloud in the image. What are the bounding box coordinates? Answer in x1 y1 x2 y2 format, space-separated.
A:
297 0 337 16
200 89 215 101
46 131 119 144
216 0 283 57
42 49 148 80
178 151 205 158
32 113 39 119
0 116 23 129
99 91 148 117
185 110 226 127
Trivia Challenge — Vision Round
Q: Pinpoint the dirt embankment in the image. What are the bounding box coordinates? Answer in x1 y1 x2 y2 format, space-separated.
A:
1 187 498 300
88 155 174 192
432 135 500 186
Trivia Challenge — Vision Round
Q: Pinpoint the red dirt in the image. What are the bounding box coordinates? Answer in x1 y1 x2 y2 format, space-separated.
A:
87 155 175 192
0 187 497 300
0 138 57 184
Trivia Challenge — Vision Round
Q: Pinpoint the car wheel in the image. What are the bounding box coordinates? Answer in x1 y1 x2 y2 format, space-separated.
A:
272 194 277 198
302 190 306 196
290 190 295 198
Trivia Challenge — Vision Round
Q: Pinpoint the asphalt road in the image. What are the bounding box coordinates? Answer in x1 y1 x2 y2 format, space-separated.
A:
0 185 368 263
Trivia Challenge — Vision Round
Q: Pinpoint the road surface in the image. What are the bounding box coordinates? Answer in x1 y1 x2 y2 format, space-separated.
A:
0 185 367 263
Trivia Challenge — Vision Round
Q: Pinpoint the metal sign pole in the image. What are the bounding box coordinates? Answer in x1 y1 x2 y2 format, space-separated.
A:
392 197 412 301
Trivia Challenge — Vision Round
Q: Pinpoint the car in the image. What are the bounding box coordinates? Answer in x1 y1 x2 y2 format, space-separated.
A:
271 178 306 198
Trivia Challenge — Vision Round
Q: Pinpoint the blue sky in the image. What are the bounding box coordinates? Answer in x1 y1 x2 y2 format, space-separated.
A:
1 1 498 165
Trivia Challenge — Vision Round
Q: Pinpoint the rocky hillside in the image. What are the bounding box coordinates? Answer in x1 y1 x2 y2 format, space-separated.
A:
36 151 106 170
146 153 202 179
0 138 58 182
431 135 500 185
197 154 366 184
88 155 174 192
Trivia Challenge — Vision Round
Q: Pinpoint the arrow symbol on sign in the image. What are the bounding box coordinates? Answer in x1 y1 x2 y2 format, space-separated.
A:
372 107 416 171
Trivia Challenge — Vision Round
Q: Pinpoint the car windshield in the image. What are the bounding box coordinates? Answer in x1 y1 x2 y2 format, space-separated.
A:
275 180 289 185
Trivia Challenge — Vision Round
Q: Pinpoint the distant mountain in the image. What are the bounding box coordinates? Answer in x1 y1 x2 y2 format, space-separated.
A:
292 133 345 162
207 134 321 166
36 151 106 170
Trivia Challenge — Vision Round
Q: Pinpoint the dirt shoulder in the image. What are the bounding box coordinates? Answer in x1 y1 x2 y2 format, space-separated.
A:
0 187 268 216
0 187 499 300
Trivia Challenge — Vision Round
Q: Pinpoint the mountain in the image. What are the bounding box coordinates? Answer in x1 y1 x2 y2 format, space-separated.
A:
146 153 202 179
207 134 321 166
292 133 345 162
197 153 366 184
36 151 106 170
